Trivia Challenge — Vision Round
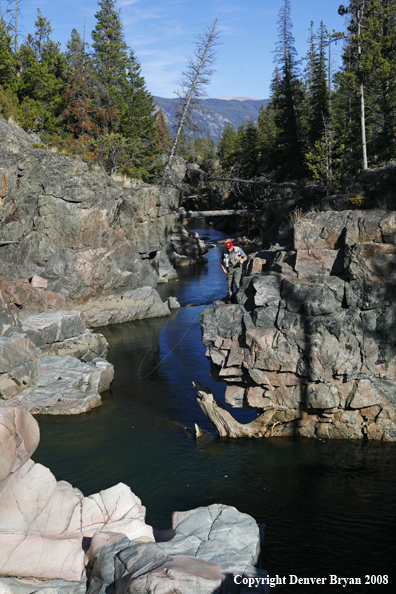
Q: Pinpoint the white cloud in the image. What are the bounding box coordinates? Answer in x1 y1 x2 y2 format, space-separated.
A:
119 0 141 7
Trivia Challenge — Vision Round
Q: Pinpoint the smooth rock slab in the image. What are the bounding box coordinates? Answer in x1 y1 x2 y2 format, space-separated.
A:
0 355 114 415
0 578 86 594
81 287 170 328
86 504 265 594
159 504 262 573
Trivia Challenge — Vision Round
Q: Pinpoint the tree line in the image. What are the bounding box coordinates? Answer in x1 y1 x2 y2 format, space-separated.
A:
1 0 395 186
216 0 396 186
0 0 172 180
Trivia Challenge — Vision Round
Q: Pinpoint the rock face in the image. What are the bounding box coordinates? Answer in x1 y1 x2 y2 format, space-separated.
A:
0 409 267 593
201 210 396 441
0 116 178 323
0 296 113 414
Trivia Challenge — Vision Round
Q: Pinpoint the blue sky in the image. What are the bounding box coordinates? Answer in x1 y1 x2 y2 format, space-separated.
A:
14 0 346 98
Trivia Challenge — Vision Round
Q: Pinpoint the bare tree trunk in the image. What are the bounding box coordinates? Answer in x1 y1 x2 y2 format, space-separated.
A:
14 0 17 52
193 381 278 438
176 209 260 219
357 1 368 170
161 17 219 186
328 40 333 187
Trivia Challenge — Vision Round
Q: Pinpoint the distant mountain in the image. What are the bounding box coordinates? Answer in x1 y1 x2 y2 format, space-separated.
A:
153 96 269 142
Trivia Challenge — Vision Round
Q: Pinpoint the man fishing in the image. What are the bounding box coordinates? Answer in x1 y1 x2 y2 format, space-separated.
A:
220 241 247 301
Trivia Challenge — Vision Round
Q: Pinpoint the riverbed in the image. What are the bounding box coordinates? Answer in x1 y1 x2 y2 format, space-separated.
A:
33 226 396 593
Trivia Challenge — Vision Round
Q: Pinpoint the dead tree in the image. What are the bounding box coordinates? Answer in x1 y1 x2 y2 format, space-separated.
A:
193 381 278 438
161 16 220 186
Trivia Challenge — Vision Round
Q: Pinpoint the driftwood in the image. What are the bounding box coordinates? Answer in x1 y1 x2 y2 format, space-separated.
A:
175 209 260 219
193 381 277 438
210 176 306 189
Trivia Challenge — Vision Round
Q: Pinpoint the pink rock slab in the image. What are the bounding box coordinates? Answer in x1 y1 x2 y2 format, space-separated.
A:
0 409 153 582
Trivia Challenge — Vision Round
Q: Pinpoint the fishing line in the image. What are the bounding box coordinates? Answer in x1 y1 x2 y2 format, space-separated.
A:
137 274 225 379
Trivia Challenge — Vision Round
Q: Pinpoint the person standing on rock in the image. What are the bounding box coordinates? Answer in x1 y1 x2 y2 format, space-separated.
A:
221 241 247 301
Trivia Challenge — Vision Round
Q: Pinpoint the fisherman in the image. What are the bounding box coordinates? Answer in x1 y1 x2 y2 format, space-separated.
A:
221 241 247 301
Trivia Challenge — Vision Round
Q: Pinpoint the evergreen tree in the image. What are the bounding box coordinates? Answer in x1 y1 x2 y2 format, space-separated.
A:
0 17 18 91
17 9 67 134
92 0 128 118
217 122 237 172
270 0 305 180
361 0 396 163
257 103 276 169
234 119 259 178
338 1 369 170
120 50 157 143
305 21 330 147
155 108 172 153
65 28 85 76
60 65 118 140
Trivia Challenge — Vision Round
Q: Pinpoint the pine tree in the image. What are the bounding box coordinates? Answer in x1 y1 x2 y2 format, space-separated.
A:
120 50 157 143
338 1 368 170
0 16 18 90
233 119 259 179
17 9 67 134
270 0 304 180
305 21 330 147
361 0 396 163
91 0 128 118
65 28 85 76
217 122 237 172
257 103 276 167
60 65 118 140
155 108 172 153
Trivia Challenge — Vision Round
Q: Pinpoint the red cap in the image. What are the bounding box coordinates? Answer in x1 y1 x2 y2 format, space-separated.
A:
226 241 234 249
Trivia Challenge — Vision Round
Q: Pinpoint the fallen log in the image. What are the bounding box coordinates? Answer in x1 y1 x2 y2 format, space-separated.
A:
176 209 261 219
193 380 277 438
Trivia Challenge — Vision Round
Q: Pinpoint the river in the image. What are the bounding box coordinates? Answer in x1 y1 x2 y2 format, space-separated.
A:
33 225 396 593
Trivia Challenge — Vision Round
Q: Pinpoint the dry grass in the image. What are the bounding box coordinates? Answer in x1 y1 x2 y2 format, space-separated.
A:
288 207 304 226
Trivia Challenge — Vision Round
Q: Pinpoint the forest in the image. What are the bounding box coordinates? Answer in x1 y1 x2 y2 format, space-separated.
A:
1 0 395 186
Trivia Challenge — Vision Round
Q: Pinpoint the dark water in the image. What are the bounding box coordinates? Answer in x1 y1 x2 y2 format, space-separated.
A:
33 226 396 593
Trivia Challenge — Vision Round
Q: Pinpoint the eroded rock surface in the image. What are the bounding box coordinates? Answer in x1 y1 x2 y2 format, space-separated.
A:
21 310 108 361
201 210 396 441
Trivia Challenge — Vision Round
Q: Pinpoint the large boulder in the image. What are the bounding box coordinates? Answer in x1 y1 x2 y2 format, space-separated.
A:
21 311 108 361
86 505 266 594
170 222 209 265
0 307 114 414
0 355 113 415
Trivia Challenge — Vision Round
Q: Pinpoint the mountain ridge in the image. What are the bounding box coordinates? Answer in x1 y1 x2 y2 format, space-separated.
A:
154 96 269 142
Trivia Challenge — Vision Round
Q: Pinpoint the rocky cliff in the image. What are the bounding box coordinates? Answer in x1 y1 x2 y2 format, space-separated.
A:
0 116 179 325
200 210 396 441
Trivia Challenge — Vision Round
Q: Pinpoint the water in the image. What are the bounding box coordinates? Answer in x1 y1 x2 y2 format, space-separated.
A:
33 225 396 593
